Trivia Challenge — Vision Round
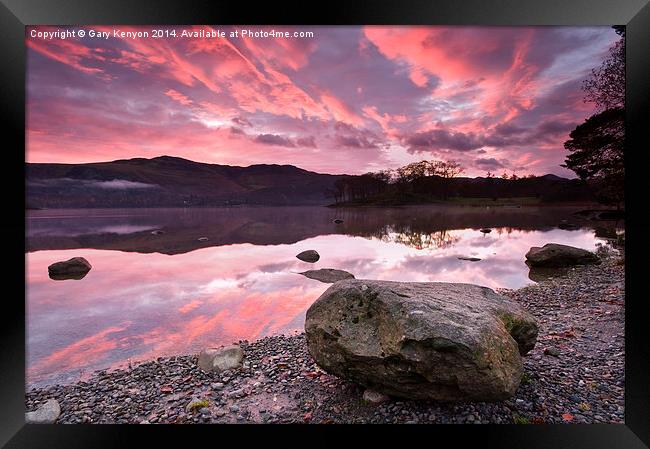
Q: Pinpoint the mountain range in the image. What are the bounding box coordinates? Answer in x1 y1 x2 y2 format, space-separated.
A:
26 156 347 208
26 156 593 208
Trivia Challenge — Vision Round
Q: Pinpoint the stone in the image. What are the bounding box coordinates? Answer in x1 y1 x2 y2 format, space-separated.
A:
305 279 538 401
296 250 320 263
480 228 492 233
544 347 560 357
333 219 344 224
197 345 244 373
458 257 481 262
299 268 355 283
525 243 600 267
25 399 61 424
197 237 209 242
150 230 165 235
47 257 92 280
362 389 390 404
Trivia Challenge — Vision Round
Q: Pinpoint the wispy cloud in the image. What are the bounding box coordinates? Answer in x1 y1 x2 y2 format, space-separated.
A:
26 25 619 176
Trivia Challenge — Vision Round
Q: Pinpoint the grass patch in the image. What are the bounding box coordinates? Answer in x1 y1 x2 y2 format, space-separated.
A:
513 414 530 424
187 399 209 412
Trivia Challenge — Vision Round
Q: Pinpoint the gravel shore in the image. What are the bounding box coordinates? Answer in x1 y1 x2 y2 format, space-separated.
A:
25 259 625 424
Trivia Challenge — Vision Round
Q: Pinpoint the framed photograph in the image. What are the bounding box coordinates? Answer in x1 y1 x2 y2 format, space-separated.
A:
2 0 649 447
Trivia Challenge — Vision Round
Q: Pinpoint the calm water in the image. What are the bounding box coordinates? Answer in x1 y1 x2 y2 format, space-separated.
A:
26 206 620 387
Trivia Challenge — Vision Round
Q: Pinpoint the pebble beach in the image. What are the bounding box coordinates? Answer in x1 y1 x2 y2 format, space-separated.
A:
25 259 625 424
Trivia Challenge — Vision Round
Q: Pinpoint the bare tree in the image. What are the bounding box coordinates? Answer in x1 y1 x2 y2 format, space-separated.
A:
583 26 625 111
431 160 464 178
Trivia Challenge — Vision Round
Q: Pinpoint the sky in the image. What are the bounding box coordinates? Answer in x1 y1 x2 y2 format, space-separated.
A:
26 25 619 177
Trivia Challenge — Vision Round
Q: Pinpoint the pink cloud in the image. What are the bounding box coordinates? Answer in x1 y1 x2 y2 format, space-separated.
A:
26 25 620 176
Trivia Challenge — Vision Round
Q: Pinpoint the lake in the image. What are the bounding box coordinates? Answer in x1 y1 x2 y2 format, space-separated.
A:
26 205 621 387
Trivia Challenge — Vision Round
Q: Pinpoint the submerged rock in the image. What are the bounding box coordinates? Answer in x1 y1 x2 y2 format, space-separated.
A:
333 219 344 224
558 221 580 230
25 399 61 424
300 268 355 283
197 237 209 242
458 256 481 262
525 243 599 267
305 279 538 401
197 345 244 373
480 228 492 234
296 250 320 263
151 230 165 235
47 257 92 280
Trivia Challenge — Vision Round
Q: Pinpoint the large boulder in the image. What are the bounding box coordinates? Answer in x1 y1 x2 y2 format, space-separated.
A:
47 257 92 280
525 243 599 267
25 399 61 424
305 280 538 402
197 345 244 373
296 250 320 263
300 268 355 283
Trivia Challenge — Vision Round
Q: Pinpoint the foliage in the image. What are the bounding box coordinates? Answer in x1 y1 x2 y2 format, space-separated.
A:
563 27 625 208
513 414 530 424
583 26 625 111
187 399 209 412
327 159 465 204
563 107 624 206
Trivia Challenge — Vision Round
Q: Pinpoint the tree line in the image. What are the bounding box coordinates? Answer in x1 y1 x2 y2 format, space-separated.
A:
562 26 624 209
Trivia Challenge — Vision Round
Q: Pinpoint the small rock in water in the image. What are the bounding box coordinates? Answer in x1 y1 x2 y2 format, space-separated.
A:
458 257 481 262
480 228 492 233
299 268 355 283
525 243 599 267
362 389 390 405
47 257 92 280
333 219 344 224
25 399 61 424
150 230 165 235
197 237 209 242
296 250 320 263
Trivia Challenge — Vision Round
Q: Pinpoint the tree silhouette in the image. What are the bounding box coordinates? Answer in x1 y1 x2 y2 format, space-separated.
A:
563 26 624 208
583 26 625 111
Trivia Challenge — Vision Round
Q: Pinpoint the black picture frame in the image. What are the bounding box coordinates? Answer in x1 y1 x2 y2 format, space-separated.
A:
2 0 649 447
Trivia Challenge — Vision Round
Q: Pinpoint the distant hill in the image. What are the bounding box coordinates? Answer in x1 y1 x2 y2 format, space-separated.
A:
25 156 595 208
26 156 349 208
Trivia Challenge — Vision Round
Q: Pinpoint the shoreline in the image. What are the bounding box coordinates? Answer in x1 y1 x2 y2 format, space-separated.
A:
25 260 624 424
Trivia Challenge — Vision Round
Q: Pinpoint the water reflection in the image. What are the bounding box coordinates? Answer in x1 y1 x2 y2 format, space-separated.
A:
26 205 620 387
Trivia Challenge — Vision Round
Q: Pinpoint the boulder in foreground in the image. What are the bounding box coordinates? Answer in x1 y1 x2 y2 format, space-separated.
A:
300 268 355 283
197 345 244 373
47 257 92 280
525 243 599 267
25 399 61 424
296 250 320 263
305 279 538 401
